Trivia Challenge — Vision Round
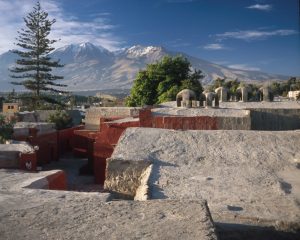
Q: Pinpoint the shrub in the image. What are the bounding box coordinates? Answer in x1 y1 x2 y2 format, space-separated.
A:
47 111 73 130
0 115 14 143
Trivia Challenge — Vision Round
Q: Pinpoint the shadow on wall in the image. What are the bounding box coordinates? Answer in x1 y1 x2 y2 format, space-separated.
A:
148 159 178 200
250 109 300 130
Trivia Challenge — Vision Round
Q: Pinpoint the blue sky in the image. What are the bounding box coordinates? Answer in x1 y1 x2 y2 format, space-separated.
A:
0 0 299 75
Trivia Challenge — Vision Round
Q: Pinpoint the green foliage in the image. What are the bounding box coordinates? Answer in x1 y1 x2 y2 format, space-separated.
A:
0 115 15 143
18 93 66 111
0 97 4 110
10 2 66 109
126 56 204 106
224 79 240 96
212 77 226 89
211 77 241 96
47 111 73 130
270 77 300 96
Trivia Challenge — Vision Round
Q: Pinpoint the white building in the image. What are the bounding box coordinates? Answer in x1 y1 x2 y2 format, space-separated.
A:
288 90 300 100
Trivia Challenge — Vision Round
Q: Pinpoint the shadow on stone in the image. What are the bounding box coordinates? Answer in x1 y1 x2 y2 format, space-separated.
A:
227 205 243 211
149 160 178 199
279 180 292 194
216 222 300 240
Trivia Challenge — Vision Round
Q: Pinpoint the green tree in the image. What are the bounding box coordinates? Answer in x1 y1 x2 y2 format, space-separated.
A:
0 115 15 143
6 89 17 103
212 77 226 89
126 56 203 106
47 111 73 130
10 1 66 109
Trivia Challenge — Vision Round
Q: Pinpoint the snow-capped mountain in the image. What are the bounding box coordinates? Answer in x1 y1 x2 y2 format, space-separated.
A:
0 42 290 92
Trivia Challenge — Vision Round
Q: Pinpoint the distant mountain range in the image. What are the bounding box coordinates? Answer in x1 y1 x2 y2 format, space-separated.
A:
0 42 290 92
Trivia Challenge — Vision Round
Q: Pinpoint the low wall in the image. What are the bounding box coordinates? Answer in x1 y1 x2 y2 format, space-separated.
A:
72 130 98 158
85 107 141 130
28 131 59 165
250 108 300 130
58 126 84 155
15 110 82 125
140 109 251 130
0 143 37 171
92 118 140 184
24 170 67 190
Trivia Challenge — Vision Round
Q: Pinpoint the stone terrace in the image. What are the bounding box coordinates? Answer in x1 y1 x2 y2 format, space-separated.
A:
0 169 217 240
107 128 300 231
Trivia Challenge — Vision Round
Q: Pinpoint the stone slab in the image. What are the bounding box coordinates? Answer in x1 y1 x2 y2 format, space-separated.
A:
85 107 141 130
111 128 300 230
0 169 217 240
0 143 34 168
14 122 56 136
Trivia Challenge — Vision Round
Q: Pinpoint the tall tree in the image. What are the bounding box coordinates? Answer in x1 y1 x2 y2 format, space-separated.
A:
126 55 203 106
10 1 66 109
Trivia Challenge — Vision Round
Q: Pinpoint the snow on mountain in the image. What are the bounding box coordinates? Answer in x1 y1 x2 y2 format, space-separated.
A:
126 45 165 58
0 42 290 92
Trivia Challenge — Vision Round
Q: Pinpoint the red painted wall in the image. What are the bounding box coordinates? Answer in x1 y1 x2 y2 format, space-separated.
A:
46 170 67 190
139 109 218 130
28 132 59 165
20 152 37 171
58 126 84 155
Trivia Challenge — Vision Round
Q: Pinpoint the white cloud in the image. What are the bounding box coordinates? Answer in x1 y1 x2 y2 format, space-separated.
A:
0 0 123 54
246 4 272 11
203 43 225 50
215 29 298 41
228 64 260 71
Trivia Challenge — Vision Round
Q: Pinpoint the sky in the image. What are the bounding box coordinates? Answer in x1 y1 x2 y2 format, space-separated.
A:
0 0 299 76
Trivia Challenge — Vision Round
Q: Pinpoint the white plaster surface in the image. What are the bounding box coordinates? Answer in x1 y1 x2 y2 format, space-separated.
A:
0 142 34 153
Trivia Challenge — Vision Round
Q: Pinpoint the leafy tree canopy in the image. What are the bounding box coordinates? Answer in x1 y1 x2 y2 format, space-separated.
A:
126 55 204 106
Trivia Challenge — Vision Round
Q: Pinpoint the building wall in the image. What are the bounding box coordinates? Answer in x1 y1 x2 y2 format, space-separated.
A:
250 108 300 130
288 90 300 100
139 109 251 130
2 103 19 113
85 107 141 130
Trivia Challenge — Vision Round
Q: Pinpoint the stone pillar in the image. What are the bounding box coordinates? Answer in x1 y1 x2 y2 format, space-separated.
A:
215 87 228 102
181 100 192 108
237 87 248 102
214 94 219 107
205 92 214 108
192 101 200 108
263 88 270 101
241 88 248 102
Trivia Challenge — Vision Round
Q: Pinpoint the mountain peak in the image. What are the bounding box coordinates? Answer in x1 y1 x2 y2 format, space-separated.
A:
0 43 289 91
79 42 94 47
55 42 109 54
126 45 164 57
